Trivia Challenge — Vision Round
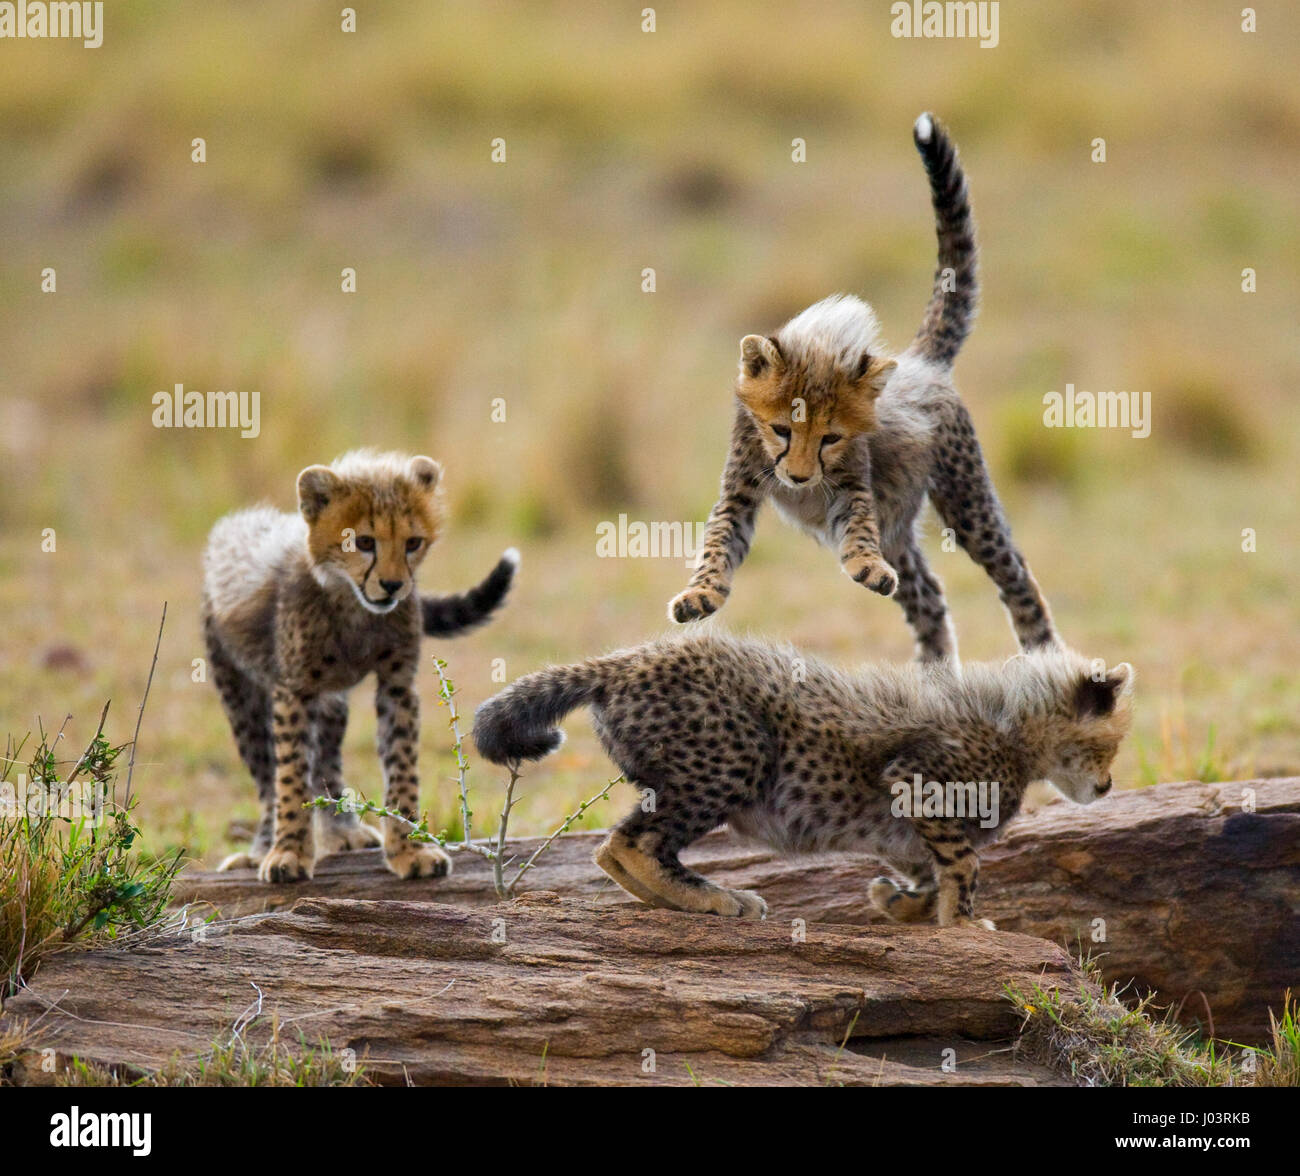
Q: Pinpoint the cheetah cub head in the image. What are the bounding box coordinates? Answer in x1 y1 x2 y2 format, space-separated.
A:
1035 653 1135 804
735 294 897 491
297 449 445 614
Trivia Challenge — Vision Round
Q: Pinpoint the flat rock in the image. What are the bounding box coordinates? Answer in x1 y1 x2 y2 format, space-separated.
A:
173 778 1300 1042
4 897 1074 1086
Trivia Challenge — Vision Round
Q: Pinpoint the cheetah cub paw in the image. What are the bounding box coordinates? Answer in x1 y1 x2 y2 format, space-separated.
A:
950 916 997 931
259 845 314 884
709 888 767 920
315 815 383 857
869 876 933 923
384 843 453 880
668 585 727 623
868 876 901 914
218 851 261 872
842 554 898 597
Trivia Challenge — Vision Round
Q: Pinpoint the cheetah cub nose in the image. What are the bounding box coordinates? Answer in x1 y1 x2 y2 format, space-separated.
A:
379 579 403 595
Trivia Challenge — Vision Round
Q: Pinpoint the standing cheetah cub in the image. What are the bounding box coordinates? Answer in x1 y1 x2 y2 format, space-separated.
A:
670 113 1056 662
203 448 518 883
473 633 1132 924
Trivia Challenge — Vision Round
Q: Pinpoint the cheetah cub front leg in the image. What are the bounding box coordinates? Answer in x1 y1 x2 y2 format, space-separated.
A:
259 688 318 883
375 661 452 881
311 695 383 859
913 818 996 930
835 475 897 597
667 460 759 623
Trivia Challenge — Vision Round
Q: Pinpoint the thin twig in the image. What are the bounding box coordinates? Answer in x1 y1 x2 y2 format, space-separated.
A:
50 713 73 756
493 761 522 898
125 603 166 810
307 796 497 859
63 700 111 789
432 658 473 846
507 775 621 895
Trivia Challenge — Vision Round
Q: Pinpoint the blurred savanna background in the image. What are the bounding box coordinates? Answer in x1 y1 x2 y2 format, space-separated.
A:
1 1 1297 867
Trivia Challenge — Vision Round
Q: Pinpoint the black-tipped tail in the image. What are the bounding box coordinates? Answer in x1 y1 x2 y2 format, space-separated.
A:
421 549 518 637
909 112 978 368
472 663 601 765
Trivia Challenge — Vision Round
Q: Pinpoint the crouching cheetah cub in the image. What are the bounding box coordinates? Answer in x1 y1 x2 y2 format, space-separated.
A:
473 632 1132 924
202 448 518 883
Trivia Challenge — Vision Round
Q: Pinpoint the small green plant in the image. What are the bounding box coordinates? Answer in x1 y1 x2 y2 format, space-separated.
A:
1 608 182 997
310 656 619 898
1 725 183 996
1224 989 1300 1088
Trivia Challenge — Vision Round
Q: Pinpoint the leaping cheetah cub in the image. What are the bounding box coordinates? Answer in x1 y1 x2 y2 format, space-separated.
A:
202 448 518 883
669 113 1056 662
474 632 1132 925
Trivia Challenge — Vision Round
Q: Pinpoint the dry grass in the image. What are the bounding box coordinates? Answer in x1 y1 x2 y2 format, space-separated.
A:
58 1020 373 1087
1 3 1298 865
0 1016 41 1085
1008 966 1298 1088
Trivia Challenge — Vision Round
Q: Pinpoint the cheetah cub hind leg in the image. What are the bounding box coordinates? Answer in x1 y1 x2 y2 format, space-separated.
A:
594 834 675 909
597 830 767 919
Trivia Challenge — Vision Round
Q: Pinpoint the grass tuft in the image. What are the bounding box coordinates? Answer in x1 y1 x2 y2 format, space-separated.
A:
1007 959 1297 1087
59 1021 372 1088
1 715 183 999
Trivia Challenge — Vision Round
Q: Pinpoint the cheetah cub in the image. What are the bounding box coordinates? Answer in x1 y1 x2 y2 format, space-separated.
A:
202 449 518 883
474 633 1132 924
670 113 1056 662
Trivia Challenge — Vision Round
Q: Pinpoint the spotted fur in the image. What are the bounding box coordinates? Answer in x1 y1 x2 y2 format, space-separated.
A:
669 113 1054 661
474 632 1133 923
202 448 518 883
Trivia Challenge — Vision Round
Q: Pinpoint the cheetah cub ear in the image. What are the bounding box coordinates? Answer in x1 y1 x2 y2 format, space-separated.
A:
850 352 898 398
1073 663 1134 718
739 334 784 380
297 465 342 523
408 455 442 491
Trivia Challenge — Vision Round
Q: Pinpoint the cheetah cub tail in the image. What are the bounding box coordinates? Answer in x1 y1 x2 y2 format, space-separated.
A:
421 548 519 637
909 111 979 369
472 661 601 764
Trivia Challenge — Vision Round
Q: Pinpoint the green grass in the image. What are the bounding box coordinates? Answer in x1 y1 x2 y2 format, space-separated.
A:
1 714 183 997
1 2 1298 862
1250 991 1300 1087
1007 964 1299 1087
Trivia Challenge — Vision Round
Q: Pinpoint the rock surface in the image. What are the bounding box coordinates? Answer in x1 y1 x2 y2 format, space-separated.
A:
172 778 1300 1043
4 894 1074 1086
3 778 1293 1085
